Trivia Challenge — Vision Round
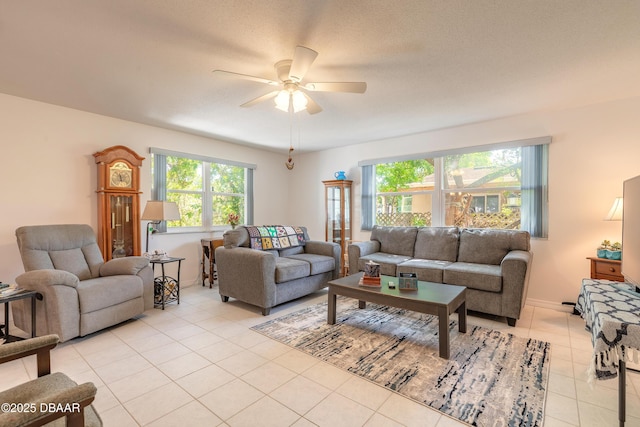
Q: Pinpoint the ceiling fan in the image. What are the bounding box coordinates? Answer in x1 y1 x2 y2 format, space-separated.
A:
213 45 367 114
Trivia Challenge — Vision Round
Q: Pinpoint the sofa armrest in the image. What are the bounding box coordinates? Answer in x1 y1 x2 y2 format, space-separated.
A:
15 270 80 290
500 250 533 318
0 334 59 372
14 271 81 341
348 241 380 275
304 240 339 257
305 240 341 279
0 375 97 427
100 256 150 276
216 247 278 309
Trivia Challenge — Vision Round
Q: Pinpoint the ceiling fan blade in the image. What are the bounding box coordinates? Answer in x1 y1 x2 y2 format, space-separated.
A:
212 70 279 86
302 92 322 114
304 81 367 93
288 46 318 82
241 91 279 108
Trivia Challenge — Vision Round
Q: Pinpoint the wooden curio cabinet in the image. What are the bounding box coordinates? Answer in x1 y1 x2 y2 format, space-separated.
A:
323 180 352 273
94 146 145 260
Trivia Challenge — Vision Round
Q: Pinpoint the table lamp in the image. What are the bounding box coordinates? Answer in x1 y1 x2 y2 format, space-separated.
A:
141 201 181 252
604 197 623 221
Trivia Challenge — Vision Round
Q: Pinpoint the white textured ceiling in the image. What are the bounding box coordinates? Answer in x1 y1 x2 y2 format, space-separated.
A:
1 1 639 153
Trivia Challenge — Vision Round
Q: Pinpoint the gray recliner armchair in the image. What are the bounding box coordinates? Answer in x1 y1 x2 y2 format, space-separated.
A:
13 224 153 342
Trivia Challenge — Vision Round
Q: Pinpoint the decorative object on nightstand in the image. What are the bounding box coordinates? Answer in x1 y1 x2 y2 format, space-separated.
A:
94 145 145 260
150 256 185 309
323 179 352 275
141 201 181 253
587 256 624 282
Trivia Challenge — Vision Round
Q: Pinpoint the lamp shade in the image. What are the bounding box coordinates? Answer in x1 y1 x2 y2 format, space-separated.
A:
274 90 308 113
141 201 181 221
604 197 623 221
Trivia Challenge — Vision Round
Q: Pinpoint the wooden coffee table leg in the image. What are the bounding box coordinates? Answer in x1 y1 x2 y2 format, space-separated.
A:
358 300 366 309
328 288 337 325
438 307 449 359
458 300 467 333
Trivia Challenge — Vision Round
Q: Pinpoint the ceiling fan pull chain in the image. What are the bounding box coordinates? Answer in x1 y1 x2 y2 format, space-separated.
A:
285 101 295 170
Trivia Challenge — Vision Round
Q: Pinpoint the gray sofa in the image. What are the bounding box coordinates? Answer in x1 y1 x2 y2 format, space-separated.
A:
348 226 532 326
216 225 341 315
13 224 154 342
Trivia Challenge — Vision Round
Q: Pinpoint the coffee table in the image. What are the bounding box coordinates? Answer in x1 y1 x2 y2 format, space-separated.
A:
327 273 466 359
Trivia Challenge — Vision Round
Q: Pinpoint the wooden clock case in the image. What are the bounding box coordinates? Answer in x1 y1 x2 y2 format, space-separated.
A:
94 145 145 260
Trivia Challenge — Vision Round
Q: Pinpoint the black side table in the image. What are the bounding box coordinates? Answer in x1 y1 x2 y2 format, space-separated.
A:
1 289 43 343
150 257 185 310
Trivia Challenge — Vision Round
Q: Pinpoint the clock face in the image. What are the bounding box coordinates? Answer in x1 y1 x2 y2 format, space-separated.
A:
109 162 133 188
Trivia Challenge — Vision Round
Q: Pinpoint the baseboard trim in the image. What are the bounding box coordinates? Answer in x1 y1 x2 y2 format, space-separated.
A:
525 298 575 313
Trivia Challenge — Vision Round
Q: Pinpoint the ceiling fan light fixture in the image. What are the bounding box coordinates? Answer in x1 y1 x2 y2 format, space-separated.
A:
274 90 290 112
274 89 307 113
291 90 307 112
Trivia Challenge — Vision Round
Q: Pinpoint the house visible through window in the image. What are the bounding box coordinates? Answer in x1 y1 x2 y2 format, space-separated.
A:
150 148 255 231
361 137 549 237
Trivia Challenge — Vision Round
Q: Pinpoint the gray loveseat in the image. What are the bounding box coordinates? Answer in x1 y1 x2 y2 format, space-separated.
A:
216 225 341 315
348 226 532 326
13 224 154 342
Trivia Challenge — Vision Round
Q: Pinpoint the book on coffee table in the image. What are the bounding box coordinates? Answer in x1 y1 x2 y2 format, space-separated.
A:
359 275 381 287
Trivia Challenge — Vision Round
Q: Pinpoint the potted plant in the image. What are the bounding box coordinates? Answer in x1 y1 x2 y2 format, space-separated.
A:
597 240 610 258
607 242 622 260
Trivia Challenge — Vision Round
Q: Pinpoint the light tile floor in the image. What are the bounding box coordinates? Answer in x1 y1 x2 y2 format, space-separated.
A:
2 284 639 427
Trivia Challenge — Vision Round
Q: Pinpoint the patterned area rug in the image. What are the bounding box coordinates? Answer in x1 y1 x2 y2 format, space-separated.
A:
252 297 550 427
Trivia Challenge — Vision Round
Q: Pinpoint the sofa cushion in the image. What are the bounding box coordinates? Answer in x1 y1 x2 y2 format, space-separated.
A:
371 226 418 257
285 253 335 275
275 257 311 283
358 253 412 276
397 259 452 283
444 262 502 292
413 227 459 262
457 229 530 265
77 275 143 314
49 248 92 281
279 246 304 257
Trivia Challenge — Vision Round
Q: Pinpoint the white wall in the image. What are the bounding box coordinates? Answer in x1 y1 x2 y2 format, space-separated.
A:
0 93 292 286
3 92 639 308
291 96 640 308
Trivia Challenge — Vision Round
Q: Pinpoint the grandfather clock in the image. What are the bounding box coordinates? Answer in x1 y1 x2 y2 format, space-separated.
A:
94 145 145 260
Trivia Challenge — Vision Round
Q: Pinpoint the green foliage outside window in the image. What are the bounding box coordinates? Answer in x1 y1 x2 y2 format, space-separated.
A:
166 156 202 227
211 163 245 226
162 156 245 228
375 148 523 230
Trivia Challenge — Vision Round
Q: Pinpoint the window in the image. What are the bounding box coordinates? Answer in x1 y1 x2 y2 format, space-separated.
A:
150 148 255 231
360 137 549 237
442 148 521 229
374 159 434 227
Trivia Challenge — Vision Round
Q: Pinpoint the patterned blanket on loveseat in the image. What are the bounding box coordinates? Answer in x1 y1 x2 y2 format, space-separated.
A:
246 225 306 250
